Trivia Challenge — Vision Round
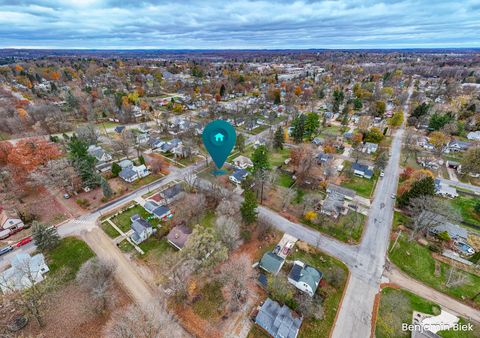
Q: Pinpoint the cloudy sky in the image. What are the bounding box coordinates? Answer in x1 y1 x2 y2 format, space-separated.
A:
0 0 479 49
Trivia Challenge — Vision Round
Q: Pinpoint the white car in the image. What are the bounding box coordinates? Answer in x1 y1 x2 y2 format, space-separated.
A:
380 171 385 177
391 194 396 199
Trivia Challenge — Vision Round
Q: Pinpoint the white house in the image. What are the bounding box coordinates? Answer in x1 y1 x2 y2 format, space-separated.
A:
0 253 49 293
467 131 480 141
434 179 458 198
362 142 378 154
129 215 154 245
232 155 253 169
87 145 112 162
119 164 150 183
0 208 24 231
287 261 322 297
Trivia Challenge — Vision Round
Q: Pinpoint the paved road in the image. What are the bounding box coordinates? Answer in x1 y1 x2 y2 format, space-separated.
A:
437 178 480 194
385 266 480 323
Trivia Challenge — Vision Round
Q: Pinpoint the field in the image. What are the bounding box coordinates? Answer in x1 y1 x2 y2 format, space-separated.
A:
46 237 95 280
304 213 366 243
389 232 480 306
451 195 480 226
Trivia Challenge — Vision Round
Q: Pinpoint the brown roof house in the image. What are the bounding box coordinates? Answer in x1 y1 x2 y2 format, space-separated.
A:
167 224 192 250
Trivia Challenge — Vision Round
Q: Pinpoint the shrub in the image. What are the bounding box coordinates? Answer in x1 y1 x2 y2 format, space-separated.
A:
76 198 90 209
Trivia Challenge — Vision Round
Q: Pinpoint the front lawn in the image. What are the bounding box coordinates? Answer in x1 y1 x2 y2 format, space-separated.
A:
375 287 440 338
130 173 163 190
289 243 349 338
139 237 173 256
110 204 158 233
191 281 225 320
393 211 411 230
451 195 480 226
270 148 291 167
389 232 480 306
278 172 295 188
100 221 120 238
47 237 95 280
341 174 377 198
304 212 366 243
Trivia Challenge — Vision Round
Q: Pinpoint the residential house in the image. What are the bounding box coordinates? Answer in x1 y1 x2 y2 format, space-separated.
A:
232 155 254 169
229 169 249 185
444 140 472 153
417 136 435 151
161 183 184 203
0 253 49 293
114 125 126 134
119 164 150 183
316 152 333 166
312 137 324 146
259 252 284 275
136 133 150 145
321 192 348 219
351 163 374 179
0 208 24 231
118 159 133 169
287 261 322 297
167 224 192 250
143 200 172 220
429 222 468 242
362 142 378 154
467 131 480 141
254 138 267 149
158 139 182 153
87 145 112 162
326 184 356 200
254 298 303 338
434 179 458 198
130 215 154 245
149 138 166 150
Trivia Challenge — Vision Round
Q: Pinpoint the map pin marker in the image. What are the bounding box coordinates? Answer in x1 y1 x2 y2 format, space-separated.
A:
202 120 236 171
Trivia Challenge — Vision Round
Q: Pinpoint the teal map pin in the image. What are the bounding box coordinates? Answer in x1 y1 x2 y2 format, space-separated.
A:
202 120 236 171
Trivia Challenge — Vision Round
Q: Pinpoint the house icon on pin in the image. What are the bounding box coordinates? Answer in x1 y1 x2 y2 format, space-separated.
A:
214 133 225 142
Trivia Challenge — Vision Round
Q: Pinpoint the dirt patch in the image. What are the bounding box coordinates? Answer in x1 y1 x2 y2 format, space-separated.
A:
20 281 131 338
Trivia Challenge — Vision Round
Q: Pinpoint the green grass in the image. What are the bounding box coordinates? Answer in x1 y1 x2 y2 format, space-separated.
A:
199 210 215 228
303 212 366 243
96 121 119 130
191 281 225 319
47 237 95 280
278 172 294 188
110 204 160 233
393 211 411 230
341 173 377 198
389 232 480 305
100 221 120 238
451 195 480 226
247 325 271 338
270 148 291 167
138 237 173 256
130 174 163 190
250 124 269 135
118 240 135 253
376 287 441 338
290 245 349 338
438 318 480 338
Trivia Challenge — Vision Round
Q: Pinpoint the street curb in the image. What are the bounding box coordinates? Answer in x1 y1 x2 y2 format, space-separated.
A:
329 267 352 338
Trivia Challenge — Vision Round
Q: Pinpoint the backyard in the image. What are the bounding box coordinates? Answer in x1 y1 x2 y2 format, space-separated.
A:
450 194 480 226
388 232 480 307
108 204 161 233
303 212 366 243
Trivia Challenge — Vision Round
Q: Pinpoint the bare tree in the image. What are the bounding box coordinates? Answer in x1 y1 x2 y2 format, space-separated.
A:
282 188 296 210
215 215 241 250
295 293 324 320
184 173 198 192
407 196 461 241
445 267 469 288
31 158 81 194
220 254 252 312
76 123 99 145
175 193 207 225
215 194 242 219
76 258 117 313
105 301 183 338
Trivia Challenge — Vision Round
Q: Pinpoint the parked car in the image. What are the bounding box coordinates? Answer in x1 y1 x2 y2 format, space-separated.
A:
391 194 396 199
273 245 281 255
16 237 32 247
0 229 11 240
0 245 13 256
380 171 385 177
282 242 294 255
63 193 71 199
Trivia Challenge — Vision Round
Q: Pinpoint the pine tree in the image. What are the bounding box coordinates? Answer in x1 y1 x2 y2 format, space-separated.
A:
111 162 122 177
101 177 113 199
273 127 285 150
220 84 226 97
138 155 146 165
291 114 306 143
32 222 60 252
240 189 258 224
305 112 320 139
252 145 270 172
236 133 246 152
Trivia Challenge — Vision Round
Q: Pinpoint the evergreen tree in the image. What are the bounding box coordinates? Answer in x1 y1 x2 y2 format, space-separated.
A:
138 155 146 165
236 133 246 152
67 135 99 188
291 114 306 143
240 189 258 224
398 176 435 206
220 83 226 97
273 127 285 150
305 112 320 139
252 145 270 173
101 177 113 199
32 222 60 252
111 162 122 177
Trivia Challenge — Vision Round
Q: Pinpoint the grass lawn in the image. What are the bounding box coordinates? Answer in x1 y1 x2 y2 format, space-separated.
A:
341 174 377 198
438 318 480 338
278 172 295 188
110 204 154 233
304 212 366 243
270 148 291 167
192 281 225 320
289 244 349 338
129 174 163 190
118 239 135 253
100 221 120 238
393 211 411 230
250 124 269 135
47 237 95 280
451 195 480 226
375 287 440 338
199 210 215 228
389 232 480 305
318 125 342 137
96 121 119 130
138 237 173 256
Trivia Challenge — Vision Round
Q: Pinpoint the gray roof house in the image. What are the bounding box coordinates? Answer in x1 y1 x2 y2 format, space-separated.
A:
144 200 161 213
87 145 112 162
362 142 378 154
316 152 333 165
287 261 322 297
352 163 374 179
259 252 285 275
326 184 356 200
118 159 134 169
434 179 458 198
161 183 184 202
255 298 303 338
152 205 172 220
429 223 468 242
444 140 472 153
114 125 126 133
167 224 193 250
321 192 347 219
130 215 153 245
229 169 249 185
0 253 49 293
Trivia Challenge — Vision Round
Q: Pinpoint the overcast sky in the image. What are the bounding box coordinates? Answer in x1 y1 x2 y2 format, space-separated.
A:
0 0 479 49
